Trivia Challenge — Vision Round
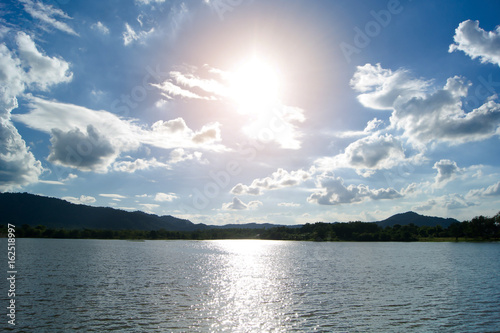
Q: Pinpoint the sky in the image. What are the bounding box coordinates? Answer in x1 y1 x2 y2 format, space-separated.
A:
1 0 500 225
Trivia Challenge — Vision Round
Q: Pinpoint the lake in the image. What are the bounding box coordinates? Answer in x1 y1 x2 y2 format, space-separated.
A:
2 239 500 332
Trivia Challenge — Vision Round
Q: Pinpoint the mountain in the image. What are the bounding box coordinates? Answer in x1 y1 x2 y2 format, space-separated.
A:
0 192 208 232
0 192 285 231
375 211 459 228
0 193 460 232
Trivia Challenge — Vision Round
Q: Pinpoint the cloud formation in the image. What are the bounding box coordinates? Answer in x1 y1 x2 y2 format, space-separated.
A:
16 32 73 90
317 134 408 176
13 98 227 173
62 195 96 205
123 23 155 45
91 21 110 35
0 32 72 190
352 63 500 147
19 0 78 36
467 181 500 198
112 157 170 173
99 193 126 199
308 173 403 206
154 192 178 202
147 117 224 150
415 194 476 211
152 81 207 99
449 20 500 67
135 0 166 5
433 159 460 186
48 125 116 172
0 120 43 191
335 118 385 138
350 63 429 110
222 197 263 210
231 168 312 196
168 148 205 164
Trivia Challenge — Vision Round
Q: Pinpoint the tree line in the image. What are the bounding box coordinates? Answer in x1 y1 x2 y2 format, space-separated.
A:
2 212 499 242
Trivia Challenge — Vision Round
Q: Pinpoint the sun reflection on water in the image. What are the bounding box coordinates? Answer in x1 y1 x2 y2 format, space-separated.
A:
194 240 297 332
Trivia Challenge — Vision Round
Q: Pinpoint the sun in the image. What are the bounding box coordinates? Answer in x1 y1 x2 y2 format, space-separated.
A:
229 57 281 114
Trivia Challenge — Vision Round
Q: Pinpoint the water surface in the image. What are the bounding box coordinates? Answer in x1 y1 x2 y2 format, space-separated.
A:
3 239 500 332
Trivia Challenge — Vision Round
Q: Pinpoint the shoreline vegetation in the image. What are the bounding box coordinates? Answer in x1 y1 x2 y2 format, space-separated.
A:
2 213 499 242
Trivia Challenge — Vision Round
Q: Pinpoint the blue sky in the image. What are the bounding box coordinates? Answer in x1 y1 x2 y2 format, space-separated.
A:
1 0 500 225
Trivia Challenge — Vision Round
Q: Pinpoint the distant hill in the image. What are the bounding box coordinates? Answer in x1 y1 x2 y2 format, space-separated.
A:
0 192 208 231
375 211 459 228
0 193 460 232
0 192 285 231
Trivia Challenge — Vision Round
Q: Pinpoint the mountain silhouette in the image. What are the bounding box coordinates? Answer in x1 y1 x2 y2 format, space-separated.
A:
0 192 207 231
375 211 459 228
0 193 460 231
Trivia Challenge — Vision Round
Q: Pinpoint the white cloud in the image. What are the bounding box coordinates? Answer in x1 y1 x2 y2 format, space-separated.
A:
16 32 73 91
117 206 138 211
352 63 500 147
38 180 64 185
123 23 154 46
364 118 384 132
351 63 429 110
433 159 461 186
152 68 229 100
113 158 170 173
91 21 110 35
46 173 78 184
0 119 43 191
393 78 500 146
307 173 403 206
146 117 225 150
154 192 178 202
0 45 25 110
135 0 166 4
19 0 78 36
231 168 312 196
63 173 78 181
192 123 221 144
278 202 301 207
168 148 205 164
13 98 227 172
222 197 263 210
170 71 227 97
336 118 385 138
449 20 500 67
99 193 126 199
467 181 500 198
139 203 160 213
14 96 140 151
415 194 476 211
152 80 207 99
62 195 96 205
230 183 262 196
317 134 407 176
0 33 72 190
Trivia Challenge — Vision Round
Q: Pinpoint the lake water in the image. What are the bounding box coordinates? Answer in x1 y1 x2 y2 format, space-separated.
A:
2 239 500 332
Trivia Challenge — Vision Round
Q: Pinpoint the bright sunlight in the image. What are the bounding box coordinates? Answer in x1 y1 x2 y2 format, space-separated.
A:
229 57 281 114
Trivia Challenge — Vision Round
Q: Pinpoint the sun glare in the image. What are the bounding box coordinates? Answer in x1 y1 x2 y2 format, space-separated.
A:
229 57 281 114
